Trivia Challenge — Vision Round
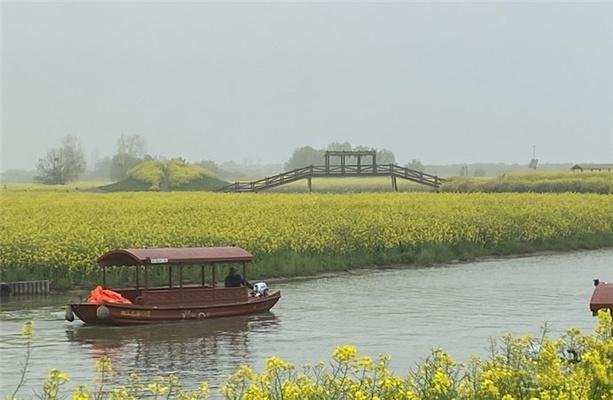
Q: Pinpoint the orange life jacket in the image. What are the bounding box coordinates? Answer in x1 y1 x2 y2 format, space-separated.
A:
86 285 132 304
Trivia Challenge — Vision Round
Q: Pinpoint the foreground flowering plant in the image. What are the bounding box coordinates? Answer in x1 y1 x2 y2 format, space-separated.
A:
7 310 612 400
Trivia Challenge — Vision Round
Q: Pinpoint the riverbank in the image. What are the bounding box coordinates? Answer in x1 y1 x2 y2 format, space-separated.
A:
247 233 613 282
262 242 613 285
2 233 611 291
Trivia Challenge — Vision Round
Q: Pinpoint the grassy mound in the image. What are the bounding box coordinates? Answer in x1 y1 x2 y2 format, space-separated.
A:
98 159 228 192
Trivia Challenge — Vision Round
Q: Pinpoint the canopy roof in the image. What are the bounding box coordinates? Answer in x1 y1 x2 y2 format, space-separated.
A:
97 247 253 267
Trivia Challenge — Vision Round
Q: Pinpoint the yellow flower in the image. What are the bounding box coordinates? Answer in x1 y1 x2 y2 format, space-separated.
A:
595 308 612 337
281 381 301 399
72 386 91 400
196 382 209 396
244 384 269 400
147 383 169 396
481 378 499 397
404 390 420 400
265 356 293 371
109 387 132 400
333 345 358 363
95 355 113 373
354 356 374 370
432 369 452 393
49 368 70 383
20 321 33 339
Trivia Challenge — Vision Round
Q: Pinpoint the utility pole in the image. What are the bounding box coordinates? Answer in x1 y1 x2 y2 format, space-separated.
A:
529 145 538 170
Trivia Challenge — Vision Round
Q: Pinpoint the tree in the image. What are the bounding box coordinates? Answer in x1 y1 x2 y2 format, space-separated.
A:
93 156 112 178
376 148 395 164
117 134 146 157
285 146 325 170
35 136 86 184
406 159 424 172
110 134 146 180
196 159 222 175
327 141 352 151
473 167 486 177
457 165 469 177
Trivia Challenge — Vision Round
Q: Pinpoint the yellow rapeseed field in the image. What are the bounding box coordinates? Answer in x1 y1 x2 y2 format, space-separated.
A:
1 192 612 277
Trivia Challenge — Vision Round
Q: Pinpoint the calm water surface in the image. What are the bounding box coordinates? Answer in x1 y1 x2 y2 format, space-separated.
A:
1 249 611 397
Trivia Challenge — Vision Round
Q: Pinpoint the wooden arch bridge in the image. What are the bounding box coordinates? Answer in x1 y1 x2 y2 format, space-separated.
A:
219 151 444 193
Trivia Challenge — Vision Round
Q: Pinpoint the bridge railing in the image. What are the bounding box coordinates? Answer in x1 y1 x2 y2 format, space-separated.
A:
219 163 445 192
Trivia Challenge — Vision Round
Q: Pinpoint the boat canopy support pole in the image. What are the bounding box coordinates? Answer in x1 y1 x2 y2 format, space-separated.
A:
102 266 106 287
201 265 205 287
135 265 140 289
242 262 246 281
144 265 149 289
168 265 172 288
212 264 216 288
179 265 183 288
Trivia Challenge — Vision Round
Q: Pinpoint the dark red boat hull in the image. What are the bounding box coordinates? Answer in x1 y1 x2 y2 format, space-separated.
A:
71 290 281 326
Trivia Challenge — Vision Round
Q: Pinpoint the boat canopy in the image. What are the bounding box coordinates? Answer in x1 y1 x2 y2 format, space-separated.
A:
97 247 253 267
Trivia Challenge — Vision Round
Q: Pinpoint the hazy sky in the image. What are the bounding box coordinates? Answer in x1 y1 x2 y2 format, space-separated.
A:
2 1 612 171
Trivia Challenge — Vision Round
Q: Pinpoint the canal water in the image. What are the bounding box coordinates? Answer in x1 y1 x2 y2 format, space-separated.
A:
0 249 611 397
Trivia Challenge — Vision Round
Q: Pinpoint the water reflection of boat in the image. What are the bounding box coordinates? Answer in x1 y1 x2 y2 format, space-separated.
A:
67 313 278 346
66 313 280 376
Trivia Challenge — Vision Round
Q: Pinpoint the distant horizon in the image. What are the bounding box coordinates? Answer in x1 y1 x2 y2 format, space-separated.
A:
0 152 607 176
3 135 610 173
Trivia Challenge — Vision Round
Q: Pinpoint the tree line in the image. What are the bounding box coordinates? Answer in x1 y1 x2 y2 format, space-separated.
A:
285 142 396 171
285 142 427 173
32 137 425 185
34 134 148 185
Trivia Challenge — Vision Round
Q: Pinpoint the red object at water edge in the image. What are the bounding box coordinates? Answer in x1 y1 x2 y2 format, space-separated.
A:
590 279 613 316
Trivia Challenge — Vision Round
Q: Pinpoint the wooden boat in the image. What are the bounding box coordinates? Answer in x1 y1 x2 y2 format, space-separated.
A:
66 247 280 326
590 278 613 316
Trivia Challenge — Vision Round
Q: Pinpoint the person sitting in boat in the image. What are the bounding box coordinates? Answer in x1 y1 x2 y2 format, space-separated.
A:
225 266 253 289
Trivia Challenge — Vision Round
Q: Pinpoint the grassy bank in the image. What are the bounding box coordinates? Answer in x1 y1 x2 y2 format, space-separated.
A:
1 181 112 192
442 171 613 194
2 191 612 288
248 233 613 280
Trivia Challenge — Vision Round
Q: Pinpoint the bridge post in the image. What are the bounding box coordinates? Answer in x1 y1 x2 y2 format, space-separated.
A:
357 155 361 173
325 153 330 173
373 153 377 173
341 154 345 174
307 176 312 193
391 175 398 192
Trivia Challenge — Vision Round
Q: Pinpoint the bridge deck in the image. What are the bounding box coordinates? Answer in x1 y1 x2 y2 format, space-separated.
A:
220 164 444 192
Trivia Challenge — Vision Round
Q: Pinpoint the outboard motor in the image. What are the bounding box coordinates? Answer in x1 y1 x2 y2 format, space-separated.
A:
65 305 74 322
252 282 269 297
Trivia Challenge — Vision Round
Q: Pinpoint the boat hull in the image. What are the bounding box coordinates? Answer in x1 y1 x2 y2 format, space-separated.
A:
71 291 281 325
590 282 613 316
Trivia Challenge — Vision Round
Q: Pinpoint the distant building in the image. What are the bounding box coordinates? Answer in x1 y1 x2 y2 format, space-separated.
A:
571 164 613 172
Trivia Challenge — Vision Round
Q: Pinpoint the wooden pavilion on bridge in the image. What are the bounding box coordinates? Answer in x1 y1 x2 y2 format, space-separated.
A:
324 150 377 173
